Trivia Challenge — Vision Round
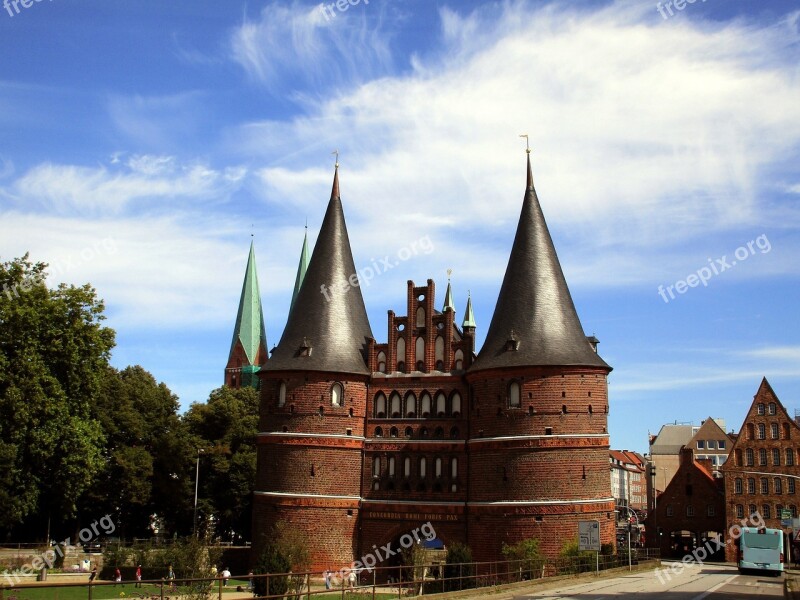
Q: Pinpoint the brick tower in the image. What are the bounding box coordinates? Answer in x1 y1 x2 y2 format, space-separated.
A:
465 150 614 559
224 240 268 389
254 164 374 569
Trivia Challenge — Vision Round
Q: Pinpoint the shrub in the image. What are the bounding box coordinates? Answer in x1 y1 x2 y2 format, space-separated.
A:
502 538 544 580
444 542 474 590
253 546 290 597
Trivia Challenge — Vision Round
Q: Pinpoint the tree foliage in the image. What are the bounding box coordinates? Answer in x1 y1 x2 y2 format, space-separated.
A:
501 538 544 579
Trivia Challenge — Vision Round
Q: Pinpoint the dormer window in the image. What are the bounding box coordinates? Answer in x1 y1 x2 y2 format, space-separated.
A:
505 330 520 352
299 337 312 357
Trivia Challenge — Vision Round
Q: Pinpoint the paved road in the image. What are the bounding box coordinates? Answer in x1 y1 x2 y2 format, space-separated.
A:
515 562 784 599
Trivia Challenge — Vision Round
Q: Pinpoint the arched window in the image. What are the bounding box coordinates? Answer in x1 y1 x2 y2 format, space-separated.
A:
736 504 744 519
435 336 444 363
396 337 406 371
747 478 755 494
377 351 387 373
763 504 771 519
787 448 795 466
746 448 754 466
450 427 460 439
375 393 387 418
773 448 781 466
403 457 411 478
508 381 521 408
388 457 396 478
390 393 401 418
758 423 766 439
373 481 380 491
769 402 777 415
421 393 432 417
435 458 442 478
331 382 344 407
416 306 425 327
434 427 444 439
404 426 413 438
749 504 757 518
451 392 462 417
451 457 458 478
419 457 427 478
735 478 743 494
775 478 783 494
415 337 425 369
374 427 383 438
436 393 446 417
772 423 780 439
454 349 464 370
372 457 380 478
757 403 765 415
390 427 398 438
278 382 287 407
759 448 767 466
405 393 417 418
761 478 769 494
420 427 429 438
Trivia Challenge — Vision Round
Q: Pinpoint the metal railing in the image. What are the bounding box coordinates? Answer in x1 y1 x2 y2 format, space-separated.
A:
0 549 661 599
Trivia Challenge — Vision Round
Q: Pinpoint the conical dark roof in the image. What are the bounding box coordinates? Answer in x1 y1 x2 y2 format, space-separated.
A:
262 166 373 375
470 155 610 373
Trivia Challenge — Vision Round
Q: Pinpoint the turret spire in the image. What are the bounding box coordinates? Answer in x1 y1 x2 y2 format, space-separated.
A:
462 290 476 329
443 268 456 313
290 223 310 312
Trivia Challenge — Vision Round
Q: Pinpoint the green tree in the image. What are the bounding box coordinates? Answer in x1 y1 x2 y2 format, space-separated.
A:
184 386 259 542
253 546 290 597
444 542 474 590
501 538 544 580
0 255 114 534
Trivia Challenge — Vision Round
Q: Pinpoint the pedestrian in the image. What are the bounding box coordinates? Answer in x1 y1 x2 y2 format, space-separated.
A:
221 566 231 587
247 570 254 591
324 569 331 590
135 564 142 588
348 569 357 590
167 565 176 590
114 567 123 586
88 566 97 583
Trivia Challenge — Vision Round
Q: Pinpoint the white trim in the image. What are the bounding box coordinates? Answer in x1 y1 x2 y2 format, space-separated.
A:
469 434 608 444
362 499 465 507
468 497 615 506
254 491 361 500
258 432 366 441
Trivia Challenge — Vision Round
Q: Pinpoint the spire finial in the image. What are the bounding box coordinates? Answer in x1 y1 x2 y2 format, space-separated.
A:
332 149 339 168
447 268 452 281
519 134 530 154
250 223 254 239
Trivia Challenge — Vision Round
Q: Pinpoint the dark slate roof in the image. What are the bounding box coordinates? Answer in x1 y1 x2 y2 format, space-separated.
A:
469 155 611 373
262 167 373 375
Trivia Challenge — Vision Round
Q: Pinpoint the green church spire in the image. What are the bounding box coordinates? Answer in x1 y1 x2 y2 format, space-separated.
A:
290 225 310 312
226 240 268 388
462 291 476 329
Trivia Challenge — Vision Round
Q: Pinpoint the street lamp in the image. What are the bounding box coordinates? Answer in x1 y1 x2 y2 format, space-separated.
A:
623 506 639 571
193 448 205 537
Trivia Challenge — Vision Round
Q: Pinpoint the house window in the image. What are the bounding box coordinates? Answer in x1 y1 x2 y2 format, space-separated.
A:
758 423 766 439
435 393 447 417
775 478 783 495
435 458 442 478
419 457 427 478
508 381 521 408
374 427 383 438
707 505 715 517
773 448 781 466
686 505 695 517
768 402 777 415
375 393 387 418
761 478 769 494
790 479 796 495
372 457 380 478
736 504 745 519
757 403 765 415
405 393 417 418
748 478 756 494
759 448 767 466
666 505 673 517
403 457 411 478
772 423 780 439
451 457 458 478
735 478 743 494
718 440 726 449
788 448 795 466
331 382 344 407
746 448 754 466
388 457 395 478
421 393 432 417
749 504 757 518
390 393 401 418
697 440 705 449
763 504 771 519
278 382 287 407
707 440 716 449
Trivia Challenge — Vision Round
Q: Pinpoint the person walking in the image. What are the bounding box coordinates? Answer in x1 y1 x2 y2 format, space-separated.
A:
167 565 176 590
221 566 231 587
135 564 142 588
88 566 97 583
324 570 331 590
114 567 123 586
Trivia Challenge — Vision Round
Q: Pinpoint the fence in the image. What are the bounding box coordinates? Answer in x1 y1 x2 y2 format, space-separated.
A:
0 548 660 599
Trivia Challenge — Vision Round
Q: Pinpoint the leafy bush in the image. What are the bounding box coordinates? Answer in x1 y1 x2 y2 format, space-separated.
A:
444 542 474 590
502 538 544 580
253 546 290 597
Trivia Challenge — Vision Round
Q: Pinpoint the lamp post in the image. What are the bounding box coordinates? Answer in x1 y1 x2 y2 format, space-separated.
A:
623 507 639 571
193 448 205 537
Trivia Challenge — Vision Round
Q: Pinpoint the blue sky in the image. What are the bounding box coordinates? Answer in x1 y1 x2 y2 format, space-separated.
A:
1 0 799 453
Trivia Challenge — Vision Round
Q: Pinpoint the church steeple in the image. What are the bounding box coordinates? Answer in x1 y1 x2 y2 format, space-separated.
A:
462 292 476 330
290 225 310 312
443 270 456 313
262 161 373 375
225 240 268 388
470 148 610 372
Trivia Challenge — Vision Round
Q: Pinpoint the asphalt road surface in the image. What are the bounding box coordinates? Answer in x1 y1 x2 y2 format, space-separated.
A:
515 562 784 599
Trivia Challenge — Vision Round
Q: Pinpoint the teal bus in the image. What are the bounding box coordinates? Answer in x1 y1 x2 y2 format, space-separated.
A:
738 527 784 575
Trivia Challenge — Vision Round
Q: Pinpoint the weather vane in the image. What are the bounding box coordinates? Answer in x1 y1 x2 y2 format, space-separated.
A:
332 149 339 167
519 134 531 154
447 268 452 281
